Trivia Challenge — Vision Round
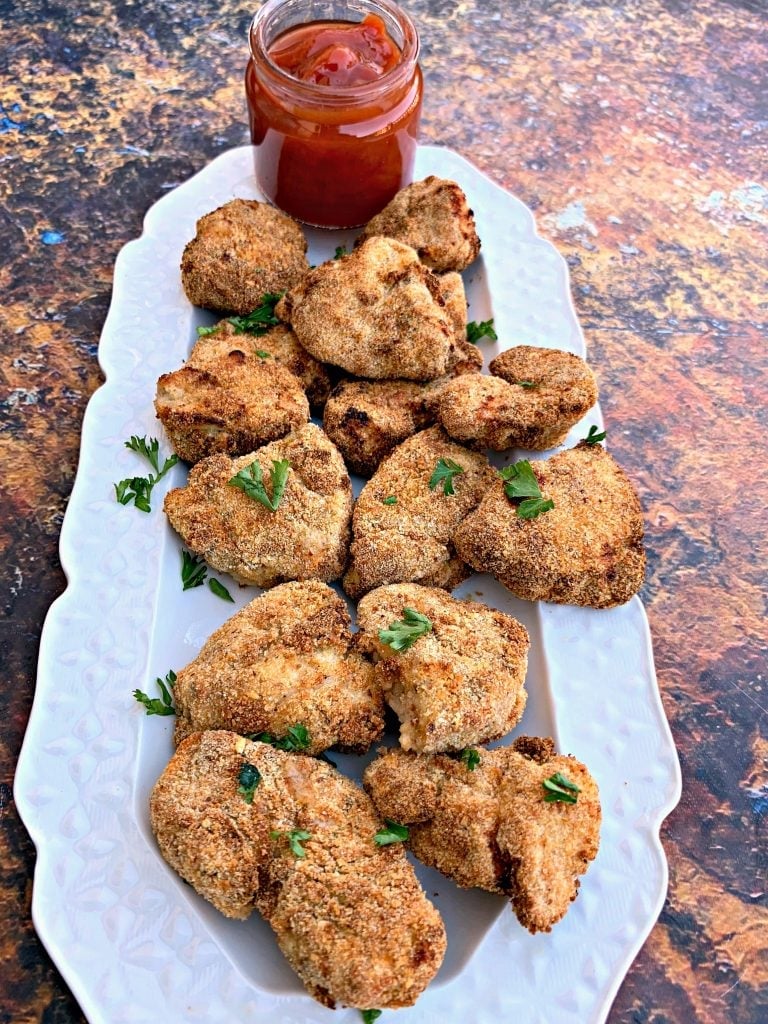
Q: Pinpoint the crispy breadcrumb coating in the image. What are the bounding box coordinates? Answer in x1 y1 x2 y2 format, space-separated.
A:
363 737 601 933
357 176 481 273
181 199 309 314
453 441 646 607
190 320 333 410
150 731 446 1007
173 581 383 753
164 424 352 588
343 426 495 599
276 237 466 381
356 583 529 752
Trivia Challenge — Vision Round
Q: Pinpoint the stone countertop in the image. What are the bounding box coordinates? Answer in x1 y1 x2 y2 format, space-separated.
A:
1 1 766 1021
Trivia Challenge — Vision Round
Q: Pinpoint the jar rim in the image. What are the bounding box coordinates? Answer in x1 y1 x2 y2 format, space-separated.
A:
248 0 420 103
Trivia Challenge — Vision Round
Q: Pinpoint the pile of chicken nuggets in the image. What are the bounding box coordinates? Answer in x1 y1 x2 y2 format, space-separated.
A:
149 176 646 1012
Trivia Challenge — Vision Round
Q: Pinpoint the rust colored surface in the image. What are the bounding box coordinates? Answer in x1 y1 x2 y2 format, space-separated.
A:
1 1 766 1022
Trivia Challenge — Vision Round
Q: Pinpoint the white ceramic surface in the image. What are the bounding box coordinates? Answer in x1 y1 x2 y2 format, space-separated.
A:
15 145 682 1024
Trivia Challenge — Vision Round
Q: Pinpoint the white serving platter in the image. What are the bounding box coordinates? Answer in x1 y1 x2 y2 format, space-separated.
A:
15 144 682 1024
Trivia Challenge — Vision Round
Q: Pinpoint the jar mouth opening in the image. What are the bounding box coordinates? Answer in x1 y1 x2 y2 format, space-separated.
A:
248 0 420 101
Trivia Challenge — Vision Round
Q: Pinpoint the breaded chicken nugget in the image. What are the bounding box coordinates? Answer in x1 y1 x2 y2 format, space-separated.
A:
164 423 352 588
356 583 529 752
454 441 646 607
191 320 333 409
173 581 383 753
357 176 481 272
437 271 483 374
181 199 309 314
151 731 446 1008
363 736 601 933
155 355 309 464
343 426 495 599
276 237 465 381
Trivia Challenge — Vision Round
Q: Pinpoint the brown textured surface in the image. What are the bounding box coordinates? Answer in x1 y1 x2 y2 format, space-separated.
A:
0 1 766 1021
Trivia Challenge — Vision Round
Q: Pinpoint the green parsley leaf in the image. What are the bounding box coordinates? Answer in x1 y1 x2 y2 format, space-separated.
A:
237 762 261 803
466 319 498 343
516 380 537 389
208 577 234 602
428 457 465 496
334 245 347 259
133 669 176 716
461 747 481 771
271 828 311 857
584 425 607 445
181 548 207 590
251 724 311 752
374 819 410 846
499 459 541 498
361 1011 382 1024
542 771 581 804
225 292 285 335
229 458 290 512
115 436 178 513
378 607 432 653
382 495 397 506
516 497 555 519
254 349 270 359
196 323 220 337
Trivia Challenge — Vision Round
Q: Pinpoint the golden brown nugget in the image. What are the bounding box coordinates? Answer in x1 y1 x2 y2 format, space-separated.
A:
454 441 646 608
181 199 309 314
343 426 495 599
437 271 483 374
356 583 529 752
150 731 446 1008
357 176 481 272
173 581 383 753
164 424 352 588
276 237 465 381
190 320 333 409
155 356 309 464
363 737 601 933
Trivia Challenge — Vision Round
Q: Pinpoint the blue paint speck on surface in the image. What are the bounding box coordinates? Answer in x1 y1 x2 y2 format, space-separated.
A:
747 787 768 818
41 230 64 245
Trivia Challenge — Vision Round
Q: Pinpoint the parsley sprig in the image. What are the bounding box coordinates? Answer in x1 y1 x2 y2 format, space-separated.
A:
374 819 410 846
382 495 397 506
466 319 498 343
429 457 464 496
542 771 581 804
334 245 347 259
196 293 284 338
584 425 606 445
461 747 481 771
250 724 311 752
271 828 311 857
229 458 290 512
516 380 537 389
237 762 261 804
114 435 178 513
361 1012 382 1024
179 548 233 601
134 670 176 716
499 460 554 520
378 607 432 653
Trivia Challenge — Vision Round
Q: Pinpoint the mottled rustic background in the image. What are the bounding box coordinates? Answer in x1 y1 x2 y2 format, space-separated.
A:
1 0 767 1021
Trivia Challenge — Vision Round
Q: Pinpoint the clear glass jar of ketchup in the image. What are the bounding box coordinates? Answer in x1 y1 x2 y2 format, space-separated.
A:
245 0 422 228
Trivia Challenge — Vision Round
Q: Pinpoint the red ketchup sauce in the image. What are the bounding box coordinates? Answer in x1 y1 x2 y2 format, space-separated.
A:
246 7 422 228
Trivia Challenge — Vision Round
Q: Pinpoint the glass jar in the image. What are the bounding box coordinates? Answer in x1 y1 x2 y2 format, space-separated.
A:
245 0 423 229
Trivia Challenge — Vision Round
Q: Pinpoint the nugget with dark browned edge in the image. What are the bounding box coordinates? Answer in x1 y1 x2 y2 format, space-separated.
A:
343 426 495 599
454 441 646 607
150 731 446 1007
364 737 601 933
356 583 529 752
357 176 481 272
276 237 466 381
181 199 309 314
164 424 352 588
173 581 383 753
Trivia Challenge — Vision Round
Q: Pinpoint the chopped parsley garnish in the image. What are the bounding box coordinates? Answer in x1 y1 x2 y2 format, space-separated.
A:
516 380 537 389
374 819 410 846
271 828 311 857
114 436 178 513
466 319 498 343
334 245 347 259
133 670 176 716
229 458 290 512
225 292 285 335
378 607 432 653
208 577 234 602
584 425 606 445
499 459 554 520
361 1011 382 1023
181 548 207 590
382 495 397 505
428 457 464 496
461 747 481 771
237 762 261 804
542 772 581 804
252 724 311 752
195 323 220 337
